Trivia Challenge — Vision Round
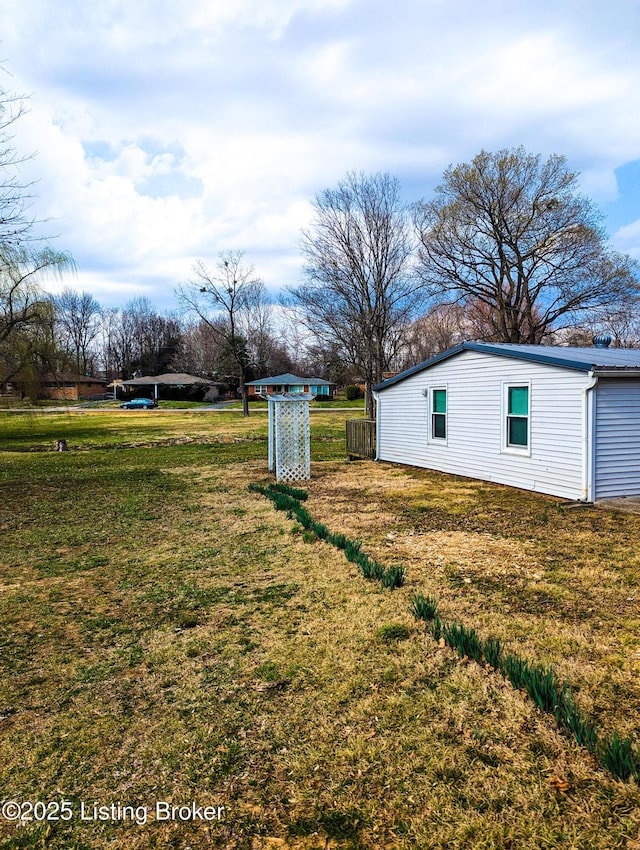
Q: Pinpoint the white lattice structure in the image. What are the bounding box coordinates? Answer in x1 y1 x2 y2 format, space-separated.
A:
266 393 314 482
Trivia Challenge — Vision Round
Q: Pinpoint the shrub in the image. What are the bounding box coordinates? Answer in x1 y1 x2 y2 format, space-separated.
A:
346 548 386 582
524 665 560 714
410 593 438 621
599 732 639 781
312 521 329 540
269 482 308 501
402 578 638 781
381 565 406 589
297 507 314 529
345 385 362 401
271 491 296 512
555 686 598 753
249 482 406 592
483 637 503 669
442 621 483 663
328 531 348 550
502 654 530 691
358 553 383 580
502 655 560 714
429 616 443 641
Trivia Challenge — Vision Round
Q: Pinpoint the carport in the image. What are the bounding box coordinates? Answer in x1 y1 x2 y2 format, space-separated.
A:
120 373 222 401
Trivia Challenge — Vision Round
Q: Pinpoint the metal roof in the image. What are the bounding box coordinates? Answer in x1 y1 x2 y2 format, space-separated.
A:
121 373 221 386
42 373 108 384
245 373 334 386
374 342 640 392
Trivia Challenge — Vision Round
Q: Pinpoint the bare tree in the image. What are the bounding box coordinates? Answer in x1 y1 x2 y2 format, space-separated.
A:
173 318 228 378
557 297 640 348
0 70 76 387
414 147 640 343
177 251 270 416
53 288 101 375
591 301 640 348
97 307 122 379
129 298 182 376
287 171 423 418
395 302 469 369
172 314 296 387
0 76 37 248
112 297 183 378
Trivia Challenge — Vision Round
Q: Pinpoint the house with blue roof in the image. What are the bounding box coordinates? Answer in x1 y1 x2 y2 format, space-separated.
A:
373 340 640 502
246 373 335 399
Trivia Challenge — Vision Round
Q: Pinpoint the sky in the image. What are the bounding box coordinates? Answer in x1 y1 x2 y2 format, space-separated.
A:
2 0 640 313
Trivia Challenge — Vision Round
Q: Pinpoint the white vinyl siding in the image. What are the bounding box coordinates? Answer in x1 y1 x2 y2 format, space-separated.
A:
594 379 640 499
376 349 587 500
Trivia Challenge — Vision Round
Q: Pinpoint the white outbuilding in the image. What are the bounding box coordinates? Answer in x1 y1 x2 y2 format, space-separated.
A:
373 341 640 502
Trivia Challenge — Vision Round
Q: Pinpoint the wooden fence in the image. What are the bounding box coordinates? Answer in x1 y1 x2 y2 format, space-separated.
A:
346 419 376 459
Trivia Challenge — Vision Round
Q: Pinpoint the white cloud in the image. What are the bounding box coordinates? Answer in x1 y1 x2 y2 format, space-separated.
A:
613 220 640 260
2 0 640 311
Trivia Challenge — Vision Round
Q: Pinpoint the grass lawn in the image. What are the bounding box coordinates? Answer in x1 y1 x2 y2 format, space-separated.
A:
1 410 640 848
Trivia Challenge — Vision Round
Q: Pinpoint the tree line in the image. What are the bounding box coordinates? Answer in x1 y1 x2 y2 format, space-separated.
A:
2 72 638 414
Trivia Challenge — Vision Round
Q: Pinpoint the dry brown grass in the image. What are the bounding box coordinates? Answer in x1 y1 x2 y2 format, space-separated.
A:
306 462 640 740
1 418 640 848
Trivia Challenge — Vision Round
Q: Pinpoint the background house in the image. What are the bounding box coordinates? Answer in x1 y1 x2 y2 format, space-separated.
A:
246 373 335 399
374 341 640 502
120 373 223 402
41 373 110 401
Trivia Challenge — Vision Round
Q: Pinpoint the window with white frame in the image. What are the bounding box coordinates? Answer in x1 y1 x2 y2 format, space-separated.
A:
505 384 529 449
430 387 447 441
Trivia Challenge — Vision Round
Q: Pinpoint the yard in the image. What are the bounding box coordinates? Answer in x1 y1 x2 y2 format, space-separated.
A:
0 410 639 848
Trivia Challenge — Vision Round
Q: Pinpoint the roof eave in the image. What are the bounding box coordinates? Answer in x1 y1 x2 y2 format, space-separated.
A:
374 343 470 392
592 368 640 377
464 342 596 372
374 341 616 393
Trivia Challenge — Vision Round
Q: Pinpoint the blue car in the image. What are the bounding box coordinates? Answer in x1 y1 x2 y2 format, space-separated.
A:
120 397 158 410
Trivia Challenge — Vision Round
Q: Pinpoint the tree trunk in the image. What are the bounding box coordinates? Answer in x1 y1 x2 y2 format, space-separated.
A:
241 383 249 417
366 386 375 420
